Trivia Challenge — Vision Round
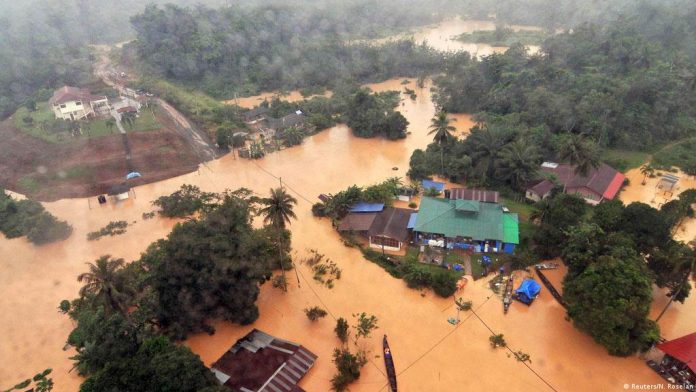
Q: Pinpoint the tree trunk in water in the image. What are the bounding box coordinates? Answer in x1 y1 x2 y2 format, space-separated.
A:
440 147 445 177
655 263 693 322
277 227 288 292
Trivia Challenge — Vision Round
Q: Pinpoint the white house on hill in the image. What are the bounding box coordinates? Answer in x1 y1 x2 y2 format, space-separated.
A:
49 86 110 121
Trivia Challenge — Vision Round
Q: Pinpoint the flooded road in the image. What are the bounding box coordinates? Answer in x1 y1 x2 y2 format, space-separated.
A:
0 76 675 392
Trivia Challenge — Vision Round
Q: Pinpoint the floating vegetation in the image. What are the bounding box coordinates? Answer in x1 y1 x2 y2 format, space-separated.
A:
142 211 156 220
86 220 128 241
303 249 342 289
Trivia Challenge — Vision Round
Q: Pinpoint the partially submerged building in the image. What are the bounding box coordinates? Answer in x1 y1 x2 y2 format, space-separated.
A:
211 329 317 392
338 203 412 251
49 86 110 121
525 162 625 205
651 332 696 388
412 197 519 253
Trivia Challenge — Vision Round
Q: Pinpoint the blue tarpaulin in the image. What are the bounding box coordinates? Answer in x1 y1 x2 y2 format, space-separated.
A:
407 213 418 229
126 172 142 180
422 180 445 193
515 279 541 305
349 203 385 213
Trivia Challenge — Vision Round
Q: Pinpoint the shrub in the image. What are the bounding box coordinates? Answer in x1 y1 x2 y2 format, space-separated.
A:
330 348 367 392
489 334 506 348
408 201 417 208
312 202 326 217
335 318 349 343
152 184 218 217
304 306 328 321
431 270 457 297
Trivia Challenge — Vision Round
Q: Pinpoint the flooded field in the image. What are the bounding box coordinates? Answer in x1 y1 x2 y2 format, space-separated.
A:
0 76 680 392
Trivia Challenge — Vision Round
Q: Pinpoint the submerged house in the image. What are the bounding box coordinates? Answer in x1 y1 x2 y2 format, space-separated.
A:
49 86 110 121
526 162 625 205
338 204 412 251
412 197 519 253
210 329 317 392
653 332 696 387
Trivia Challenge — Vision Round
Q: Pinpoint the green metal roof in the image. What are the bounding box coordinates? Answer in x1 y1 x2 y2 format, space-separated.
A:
454 199 480 213
414 197 519 244
503 214 520 244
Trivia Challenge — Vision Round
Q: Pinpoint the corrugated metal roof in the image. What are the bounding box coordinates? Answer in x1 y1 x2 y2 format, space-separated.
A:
407 213 418 229
503 214 520 244
349 203 385 213
449 188 499 203
414 197 518 243
422 180 445 192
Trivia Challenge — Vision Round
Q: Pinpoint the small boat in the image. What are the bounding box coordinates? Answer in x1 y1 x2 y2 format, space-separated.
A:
383 335 397 392
503 276 513 314
534 262 559 270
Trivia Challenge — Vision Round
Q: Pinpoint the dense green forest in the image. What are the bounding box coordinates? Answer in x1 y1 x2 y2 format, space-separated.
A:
129 3 449 98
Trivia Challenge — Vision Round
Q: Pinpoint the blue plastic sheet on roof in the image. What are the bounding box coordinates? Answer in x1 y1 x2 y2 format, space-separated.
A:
422 180 445 192
515 279 541 304
126 172 142 180
407 213 418 229
349 203 385 213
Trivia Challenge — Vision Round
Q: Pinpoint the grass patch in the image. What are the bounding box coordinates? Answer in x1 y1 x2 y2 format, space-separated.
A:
652 139 696 175
500 197 534 221
129 109 162 132
602 148 651 172
454 29 547 46
14 102 121 143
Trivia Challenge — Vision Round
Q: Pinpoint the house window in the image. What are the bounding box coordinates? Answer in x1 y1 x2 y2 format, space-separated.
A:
60 104 66 109
372 236 400 248
75 101 82 106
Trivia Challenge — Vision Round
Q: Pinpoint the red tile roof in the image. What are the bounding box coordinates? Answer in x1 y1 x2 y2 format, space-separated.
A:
657 332 696 372
49 86 106 106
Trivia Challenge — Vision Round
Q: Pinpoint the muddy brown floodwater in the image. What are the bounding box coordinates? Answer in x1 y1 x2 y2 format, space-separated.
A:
1 76 680 392
363 17 541 56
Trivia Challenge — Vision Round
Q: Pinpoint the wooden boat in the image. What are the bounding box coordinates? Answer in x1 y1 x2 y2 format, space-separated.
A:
383 335 397 392
503 275 513 314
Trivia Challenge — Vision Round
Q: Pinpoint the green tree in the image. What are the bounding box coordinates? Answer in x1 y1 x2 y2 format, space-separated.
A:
105 119 115 134
121 112 136 130
466 126 506 181
557 134 600 192
352 312 378 345
495 138 541 190
304 306 328 321
145 193 275 339
330 348 367 392
564 255 660 356
639 163 655 185
259 187 298 292
78 336 218 392
215 127 231 149
428 111 456 176
77 256 132 315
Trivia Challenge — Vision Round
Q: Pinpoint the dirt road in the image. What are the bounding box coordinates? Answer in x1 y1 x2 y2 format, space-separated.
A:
92 46 218 162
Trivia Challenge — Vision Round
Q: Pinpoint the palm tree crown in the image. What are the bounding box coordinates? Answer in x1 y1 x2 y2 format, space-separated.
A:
496 138 541 190
428 111 456 145
558 134 600 177
260 187 298 229
77 255 129 314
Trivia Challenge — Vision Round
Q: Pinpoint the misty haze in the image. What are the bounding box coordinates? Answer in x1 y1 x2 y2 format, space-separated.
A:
1 1 695 391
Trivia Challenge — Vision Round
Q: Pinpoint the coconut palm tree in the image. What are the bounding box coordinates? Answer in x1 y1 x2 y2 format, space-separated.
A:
640 163 655 185
121 112 136 130
259 187 298 291
428 111 456 176
77 256 130 315
468 127 505 181
557 133 600 192
496 138 541 191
